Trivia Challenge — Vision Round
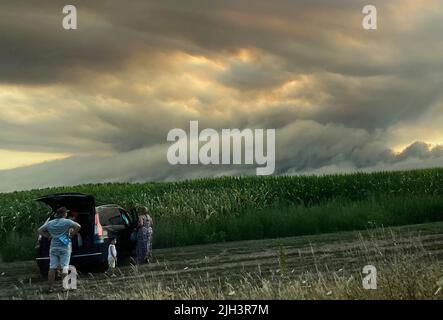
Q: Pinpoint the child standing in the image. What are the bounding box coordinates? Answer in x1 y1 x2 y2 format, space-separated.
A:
107 238 118 275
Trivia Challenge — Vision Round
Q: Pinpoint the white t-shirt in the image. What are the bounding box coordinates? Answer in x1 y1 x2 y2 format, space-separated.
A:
108 244 117 260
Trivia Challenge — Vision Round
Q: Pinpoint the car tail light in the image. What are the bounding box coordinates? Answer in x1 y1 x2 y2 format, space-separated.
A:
95 213 103 236
94 212 104 243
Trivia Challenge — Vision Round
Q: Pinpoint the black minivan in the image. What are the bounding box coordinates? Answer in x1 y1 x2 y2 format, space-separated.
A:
35 193 136 276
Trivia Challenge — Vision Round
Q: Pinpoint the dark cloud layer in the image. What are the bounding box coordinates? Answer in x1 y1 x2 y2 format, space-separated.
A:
0 0 442 191
0 122 442 192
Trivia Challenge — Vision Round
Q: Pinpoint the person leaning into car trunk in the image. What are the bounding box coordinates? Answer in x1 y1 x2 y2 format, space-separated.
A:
135 206 154 264
38 207 81 291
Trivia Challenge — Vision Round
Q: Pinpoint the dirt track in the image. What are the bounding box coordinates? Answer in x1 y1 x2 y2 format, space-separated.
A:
1 222 443 299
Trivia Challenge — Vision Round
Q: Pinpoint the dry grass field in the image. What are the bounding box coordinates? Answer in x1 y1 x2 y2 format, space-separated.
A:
1 221 442 300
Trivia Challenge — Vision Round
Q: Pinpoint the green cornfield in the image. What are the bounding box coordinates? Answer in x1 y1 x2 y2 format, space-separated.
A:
1 168 443 261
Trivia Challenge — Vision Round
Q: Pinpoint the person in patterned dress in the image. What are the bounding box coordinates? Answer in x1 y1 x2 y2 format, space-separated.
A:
135 206 154 264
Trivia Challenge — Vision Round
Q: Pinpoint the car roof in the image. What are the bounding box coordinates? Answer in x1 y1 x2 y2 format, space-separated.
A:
97 204 122 208
96 204 129 214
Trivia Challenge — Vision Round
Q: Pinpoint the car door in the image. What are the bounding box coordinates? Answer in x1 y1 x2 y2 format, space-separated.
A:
97 206 134 257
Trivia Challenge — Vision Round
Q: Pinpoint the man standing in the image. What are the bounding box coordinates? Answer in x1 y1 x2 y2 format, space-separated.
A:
38 207 81 291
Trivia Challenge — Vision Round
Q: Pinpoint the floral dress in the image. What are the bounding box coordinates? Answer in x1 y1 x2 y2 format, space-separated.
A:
136 214 154 264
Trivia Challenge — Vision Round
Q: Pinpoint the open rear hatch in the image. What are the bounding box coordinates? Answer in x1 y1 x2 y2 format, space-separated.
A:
36 193 96 251
36 193 96 213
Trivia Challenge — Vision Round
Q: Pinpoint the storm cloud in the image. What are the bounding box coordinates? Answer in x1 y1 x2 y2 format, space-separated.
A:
0 0 442 192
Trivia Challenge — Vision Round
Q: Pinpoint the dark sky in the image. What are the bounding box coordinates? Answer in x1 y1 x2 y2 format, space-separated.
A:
0 0 442 191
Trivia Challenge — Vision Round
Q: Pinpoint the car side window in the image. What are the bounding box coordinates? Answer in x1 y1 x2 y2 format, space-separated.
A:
121 213 130 226
108 215 124 225
98 207 131 226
